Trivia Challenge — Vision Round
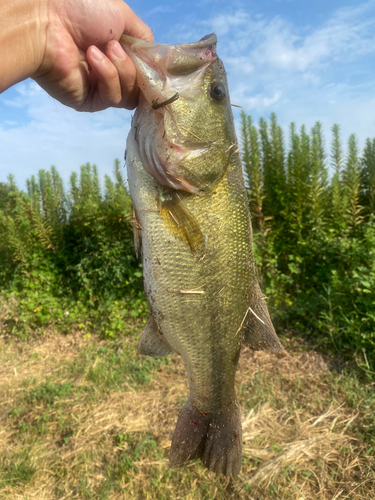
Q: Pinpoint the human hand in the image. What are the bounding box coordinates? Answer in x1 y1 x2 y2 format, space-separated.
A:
36 0 153 111
0 0 153 111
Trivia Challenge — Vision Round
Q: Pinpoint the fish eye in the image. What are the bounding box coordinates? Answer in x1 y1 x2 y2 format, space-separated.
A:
210 82 226 102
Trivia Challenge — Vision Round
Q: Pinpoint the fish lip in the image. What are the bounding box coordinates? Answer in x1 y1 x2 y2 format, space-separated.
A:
177 33 217 52
120 33 217 51
120 34 152 49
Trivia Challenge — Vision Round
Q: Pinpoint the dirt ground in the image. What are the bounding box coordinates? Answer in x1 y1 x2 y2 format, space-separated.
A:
0 331 374 499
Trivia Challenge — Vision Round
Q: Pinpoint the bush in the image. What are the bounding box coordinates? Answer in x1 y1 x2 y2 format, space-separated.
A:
0 161 147 338
242 113 375 372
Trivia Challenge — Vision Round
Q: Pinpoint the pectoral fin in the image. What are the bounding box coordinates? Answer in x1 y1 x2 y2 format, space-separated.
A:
243 285 283 352
138 314 173 358
159 192 205 254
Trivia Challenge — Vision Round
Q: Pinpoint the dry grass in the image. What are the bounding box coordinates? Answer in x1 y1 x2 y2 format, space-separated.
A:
0 332 374 500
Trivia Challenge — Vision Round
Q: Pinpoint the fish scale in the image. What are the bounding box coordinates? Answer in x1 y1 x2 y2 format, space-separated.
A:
122 32 283 476
129 132 246 402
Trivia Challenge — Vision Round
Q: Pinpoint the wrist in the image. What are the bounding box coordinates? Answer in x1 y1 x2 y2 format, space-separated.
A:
0 0 49 92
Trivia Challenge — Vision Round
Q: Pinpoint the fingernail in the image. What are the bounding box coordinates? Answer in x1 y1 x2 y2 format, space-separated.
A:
91 46 104 62
111 41 127 61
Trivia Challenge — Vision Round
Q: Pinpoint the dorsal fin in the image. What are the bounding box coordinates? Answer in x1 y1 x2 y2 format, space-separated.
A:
131 208 142 259
242 283 283 352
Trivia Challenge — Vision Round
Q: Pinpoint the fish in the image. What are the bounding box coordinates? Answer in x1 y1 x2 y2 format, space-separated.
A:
120 33 283 477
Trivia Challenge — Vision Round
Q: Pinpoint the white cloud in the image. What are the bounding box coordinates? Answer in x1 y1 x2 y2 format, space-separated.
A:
208 11 250 36
148 5 175 15
2 1 375 187
2 98 25 109
213 3 375 75
230 87 282 110
0 81 130 187
197 2 375 150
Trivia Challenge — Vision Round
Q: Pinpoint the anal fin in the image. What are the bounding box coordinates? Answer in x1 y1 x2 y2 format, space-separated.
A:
138 314 173 358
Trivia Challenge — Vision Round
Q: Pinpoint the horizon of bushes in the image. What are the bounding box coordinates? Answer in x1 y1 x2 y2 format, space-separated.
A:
0 113 374 374
0 160 146 339
241 111 374 374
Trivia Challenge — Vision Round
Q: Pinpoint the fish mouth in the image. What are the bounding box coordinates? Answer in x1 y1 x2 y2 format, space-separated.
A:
120 33 217 75
121 34 219 194
120 34 217 104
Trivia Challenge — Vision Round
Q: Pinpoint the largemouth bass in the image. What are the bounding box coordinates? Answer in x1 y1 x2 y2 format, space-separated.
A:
120 33 283 476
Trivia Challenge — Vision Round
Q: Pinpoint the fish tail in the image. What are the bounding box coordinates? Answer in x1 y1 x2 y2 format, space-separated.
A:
169 400 242 476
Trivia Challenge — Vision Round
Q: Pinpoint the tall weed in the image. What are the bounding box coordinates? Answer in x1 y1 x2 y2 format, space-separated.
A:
242 112 375 371
0 160 146 338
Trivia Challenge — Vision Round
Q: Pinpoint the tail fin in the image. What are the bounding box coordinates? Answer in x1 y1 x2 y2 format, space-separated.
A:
169 401 242 476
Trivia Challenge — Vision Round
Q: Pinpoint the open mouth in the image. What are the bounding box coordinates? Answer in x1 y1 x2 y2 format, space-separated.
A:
122 34 220 194
120 34 217 88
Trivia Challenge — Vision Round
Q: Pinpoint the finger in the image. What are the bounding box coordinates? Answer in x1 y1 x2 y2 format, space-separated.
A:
85 45 124 111
105 40 139 109
120 2 154 43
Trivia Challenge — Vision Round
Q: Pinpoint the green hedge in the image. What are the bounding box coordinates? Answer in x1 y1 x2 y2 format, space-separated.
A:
0 161 146 338
1 115 374 374
242 112 375 373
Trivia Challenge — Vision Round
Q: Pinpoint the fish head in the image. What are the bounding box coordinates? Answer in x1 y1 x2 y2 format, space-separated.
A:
121 34 235 193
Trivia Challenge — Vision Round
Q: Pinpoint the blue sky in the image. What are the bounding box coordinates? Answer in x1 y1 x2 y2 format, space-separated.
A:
1 0 375 188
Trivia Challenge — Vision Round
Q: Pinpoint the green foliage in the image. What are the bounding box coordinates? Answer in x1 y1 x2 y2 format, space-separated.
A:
25 381 74 406
111 432 161 478
0 452 36 488
0 160 146 338
241 111 267 233
2 120 375 373
241 113 375 371
344 134 364 230
361 137 375 214
0 182 10 211
331 124 344 176
74 342 170 391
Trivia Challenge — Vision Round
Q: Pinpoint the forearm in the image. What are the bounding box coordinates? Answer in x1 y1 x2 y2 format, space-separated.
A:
0 0 48 93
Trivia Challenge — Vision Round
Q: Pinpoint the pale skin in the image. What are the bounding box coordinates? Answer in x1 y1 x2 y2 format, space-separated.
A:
0 0 153 111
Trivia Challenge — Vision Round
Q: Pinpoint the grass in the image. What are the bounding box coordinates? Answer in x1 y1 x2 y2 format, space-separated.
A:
0 451 36 489
0 328 374 499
